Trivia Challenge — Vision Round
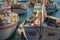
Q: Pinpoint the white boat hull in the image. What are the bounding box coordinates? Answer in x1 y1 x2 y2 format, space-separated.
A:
20 24 60 40
0 22 18 40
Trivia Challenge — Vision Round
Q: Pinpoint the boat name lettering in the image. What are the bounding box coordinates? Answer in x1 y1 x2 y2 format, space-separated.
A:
48 32 56 36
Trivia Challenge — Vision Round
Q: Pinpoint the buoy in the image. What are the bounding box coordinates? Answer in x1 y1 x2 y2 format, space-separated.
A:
33 21 37 27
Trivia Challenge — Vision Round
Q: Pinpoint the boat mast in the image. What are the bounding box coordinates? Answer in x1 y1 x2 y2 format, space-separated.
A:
39 0 47 40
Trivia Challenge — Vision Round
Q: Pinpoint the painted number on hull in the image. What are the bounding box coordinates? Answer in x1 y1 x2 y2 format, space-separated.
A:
26 31 36 36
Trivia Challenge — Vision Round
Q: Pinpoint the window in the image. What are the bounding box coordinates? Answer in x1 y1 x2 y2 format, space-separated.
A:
44 17 56 26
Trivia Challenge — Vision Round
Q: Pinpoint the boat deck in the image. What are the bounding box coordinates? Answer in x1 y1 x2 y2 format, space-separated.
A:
6 14 26 40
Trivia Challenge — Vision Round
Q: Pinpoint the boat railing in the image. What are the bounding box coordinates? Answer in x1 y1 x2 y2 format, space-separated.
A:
0 18 10 26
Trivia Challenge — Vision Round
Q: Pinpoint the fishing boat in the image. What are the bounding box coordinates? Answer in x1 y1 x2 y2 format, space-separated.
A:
11 5 27 14
16 5 42 40
41 15 60 40
16 1 46 40
46 0 57 13
41 1 60 40
16 1 60 40
11 0 27 14
18 11 60 40
0 0 19 40
0 9 19 40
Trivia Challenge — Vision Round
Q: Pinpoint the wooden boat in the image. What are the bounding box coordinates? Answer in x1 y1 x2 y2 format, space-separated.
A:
46 0 57 13
11 5 27 14
11 0 27 14
16 2 60 40
0 10 19 40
